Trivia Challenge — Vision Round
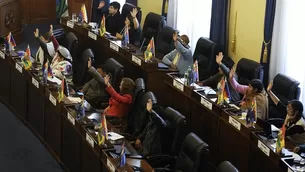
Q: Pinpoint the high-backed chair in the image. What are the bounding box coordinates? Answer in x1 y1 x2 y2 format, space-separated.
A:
132 78 145 105
63 32 78 62
103 58 124 91
156 26 175 59
269 73 300 119
218 161 239 172
73 49 94 87
140 12 165 49
193 37 218 81
235 58 264 85
121 3 142 24
153 133 210 172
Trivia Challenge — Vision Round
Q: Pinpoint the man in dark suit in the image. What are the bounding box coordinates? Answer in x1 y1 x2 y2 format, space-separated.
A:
91 0 107 24
105 1 125 36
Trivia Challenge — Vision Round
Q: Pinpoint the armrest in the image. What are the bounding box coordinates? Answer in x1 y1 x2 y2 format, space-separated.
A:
267 118 284 128
146 154 176 168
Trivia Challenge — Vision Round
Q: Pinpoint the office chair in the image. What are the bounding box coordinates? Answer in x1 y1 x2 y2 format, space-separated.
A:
103 58 124 91
193 37 218 80
155 26 175 59
269 74 300 119
218 161 239 172
235 58 264 85
121 3 142 24
73 48 94 87
153 133 210 172
63 32 78 63
140 12 165 50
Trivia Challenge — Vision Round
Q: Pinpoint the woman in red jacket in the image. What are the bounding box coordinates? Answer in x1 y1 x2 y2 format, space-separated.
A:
103 75 135 118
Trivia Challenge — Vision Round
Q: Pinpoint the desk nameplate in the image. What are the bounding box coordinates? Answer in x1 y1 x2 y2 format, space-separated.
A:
257 140 270 157
86 133 95 148
88 31 97 40
15 63 22 73
228 116 241 131
200 97 213 110
107 158 116 172
67 21 74 29
49 94 57 106
132 55 141 66
110 42 119 52
32 77 39 89
0 51 5 59
173 79 184 92
67 112 75 126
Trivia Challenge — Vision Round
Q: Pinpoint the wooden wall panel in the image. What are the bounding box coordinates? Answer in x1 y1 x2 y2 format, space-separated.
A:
29 0 56 23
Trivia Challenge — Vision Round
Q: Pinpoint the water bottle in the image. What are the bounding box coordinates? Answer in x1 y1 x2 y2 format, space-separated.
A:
188 67 194 85
184 71 188 86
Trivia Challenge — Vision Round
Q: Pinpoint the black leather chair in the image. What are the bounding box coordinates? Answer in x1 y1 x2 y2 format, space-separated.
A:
153 133 210 172
132 78 145 105
193 37 218 81
63 32 78 63
103 58 124 91
235 58 264 85
121 3 142 24
156 26 175 59
140 12 165 49
218 161 239 172
73 48 94 87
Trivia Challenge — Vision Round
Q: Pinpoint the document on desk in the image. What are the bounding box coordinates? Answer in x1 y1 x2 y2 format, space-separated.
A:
48 77 61 85
108 132 124 141
0 51 5 59
67 97 82 104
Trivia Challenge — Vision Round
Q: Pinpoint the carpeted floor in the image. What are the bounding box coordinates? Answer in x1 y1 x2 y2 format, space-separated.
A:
0 103 64 172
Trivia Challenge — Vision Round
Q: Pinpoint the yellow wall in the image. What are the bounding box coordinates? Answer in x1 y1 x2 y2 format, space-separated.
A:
138 0 163 27
228 0 266 63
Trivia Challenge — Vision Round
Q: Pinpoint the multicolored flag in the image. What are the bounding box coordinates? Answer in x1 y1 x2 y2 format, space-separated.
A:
6 32 16 51
58 77 64 102
99 15 106 36
22 45 32 70
144 37 155 61
193 60 199 82
47 62 53 78
246 98 257 126
276 126 286 153
79 4 88 23
101 114 108 140
120 142 126 167
217 77 231 105
123 25 129 45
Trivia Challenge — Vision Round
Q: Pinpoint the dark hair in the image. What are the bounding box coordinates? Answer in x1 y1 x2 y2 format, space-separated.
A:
249 79 264 93
109 2 120 10
289 100 304 121
126 14 135 29
43 32 51 42
180 35 190 45
96 64 108 73
121 77 135 95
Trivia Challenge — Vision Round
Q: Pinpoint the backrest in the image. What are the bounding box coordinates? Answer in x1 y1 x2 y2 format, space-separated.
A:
79 49 94 86
128 91 157 136
156 25 175 59
272 73 300 104
236 58 264 85
64 32 78 62
103 58 124 90
218 161 239 172
175 133 210 172
141 12 165 47
193 37 218 80
121 3 142 24
159 107 186 156
133 78 146 104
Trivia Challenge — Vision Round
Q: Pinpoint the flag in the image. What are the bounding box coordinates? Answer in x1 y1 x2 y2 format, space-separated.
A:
223 79 231 103
99 15 106 36
276 126 286 154
58 77 64 102
56 0 69 20
120 143 126 167
76 97 85 120
246 98 257 125
144 37 155 61
79 4 88 23
6 32 16 51
22 45 32 70
193 60 199 82
42 62 48 84
101 114 108 140
123 25 129 45
47 62 53 78
217 77 225 105
98 127 106 145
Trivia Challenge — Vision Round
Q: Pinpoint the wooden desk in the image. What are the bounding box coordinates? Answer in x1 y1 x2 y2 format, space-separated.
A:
0 50 11 104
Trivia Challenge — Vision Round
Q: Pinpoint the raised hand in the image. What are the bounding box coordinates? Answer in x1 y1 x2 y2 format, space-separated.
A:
98 1 105 9
104 75 111 86
34 28 39 38
146 99 153 113
87 58 92 69
49 25 53 36
130 8 138 18
216 52 223 65
267 81 273 92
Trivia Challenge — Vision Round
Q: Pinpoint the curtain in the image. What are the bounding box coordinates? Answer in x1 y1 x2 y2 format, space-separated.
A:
175 0 213 53
269 0 305 102
167 0 178 28
209 0 230 56
259 0 276 86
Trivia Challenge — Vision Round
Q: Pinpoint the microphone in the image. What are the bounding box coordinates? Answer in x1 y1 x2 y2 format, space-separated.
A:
119 26 125 35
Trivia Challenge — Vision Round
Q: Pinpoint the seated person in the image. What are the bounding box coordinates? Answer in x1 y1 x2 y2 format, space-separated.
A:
135 99 166 157
116 8 140 45
228 69 269 120
197 52 240 102
267 83 305 144
82 58 110 106
103 75 135 118
105 1 125 36
162 32 193 76
50 46 73 82
34 25 59 64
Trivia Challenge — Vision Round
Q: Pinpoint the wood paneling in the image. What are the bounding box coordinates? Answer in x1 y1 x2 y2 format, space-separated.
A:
29 0 56 23
0 0 21 36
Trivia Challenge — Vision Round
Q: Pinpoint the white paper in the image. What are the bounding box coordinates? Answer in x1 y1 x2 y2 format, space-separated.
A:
0 51 5 59
107 158 116 172
110 42 119 52
132 55 141 66
173 79 184 92
67 97 82 104
229 116 241 131
271 124 280 132
204 88 216 95
47 76 61 85
108 132 124 141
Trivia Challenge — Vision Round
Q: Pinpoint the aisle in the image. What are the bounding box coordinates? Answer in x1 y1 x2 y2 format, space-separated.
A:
0 103 63 172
